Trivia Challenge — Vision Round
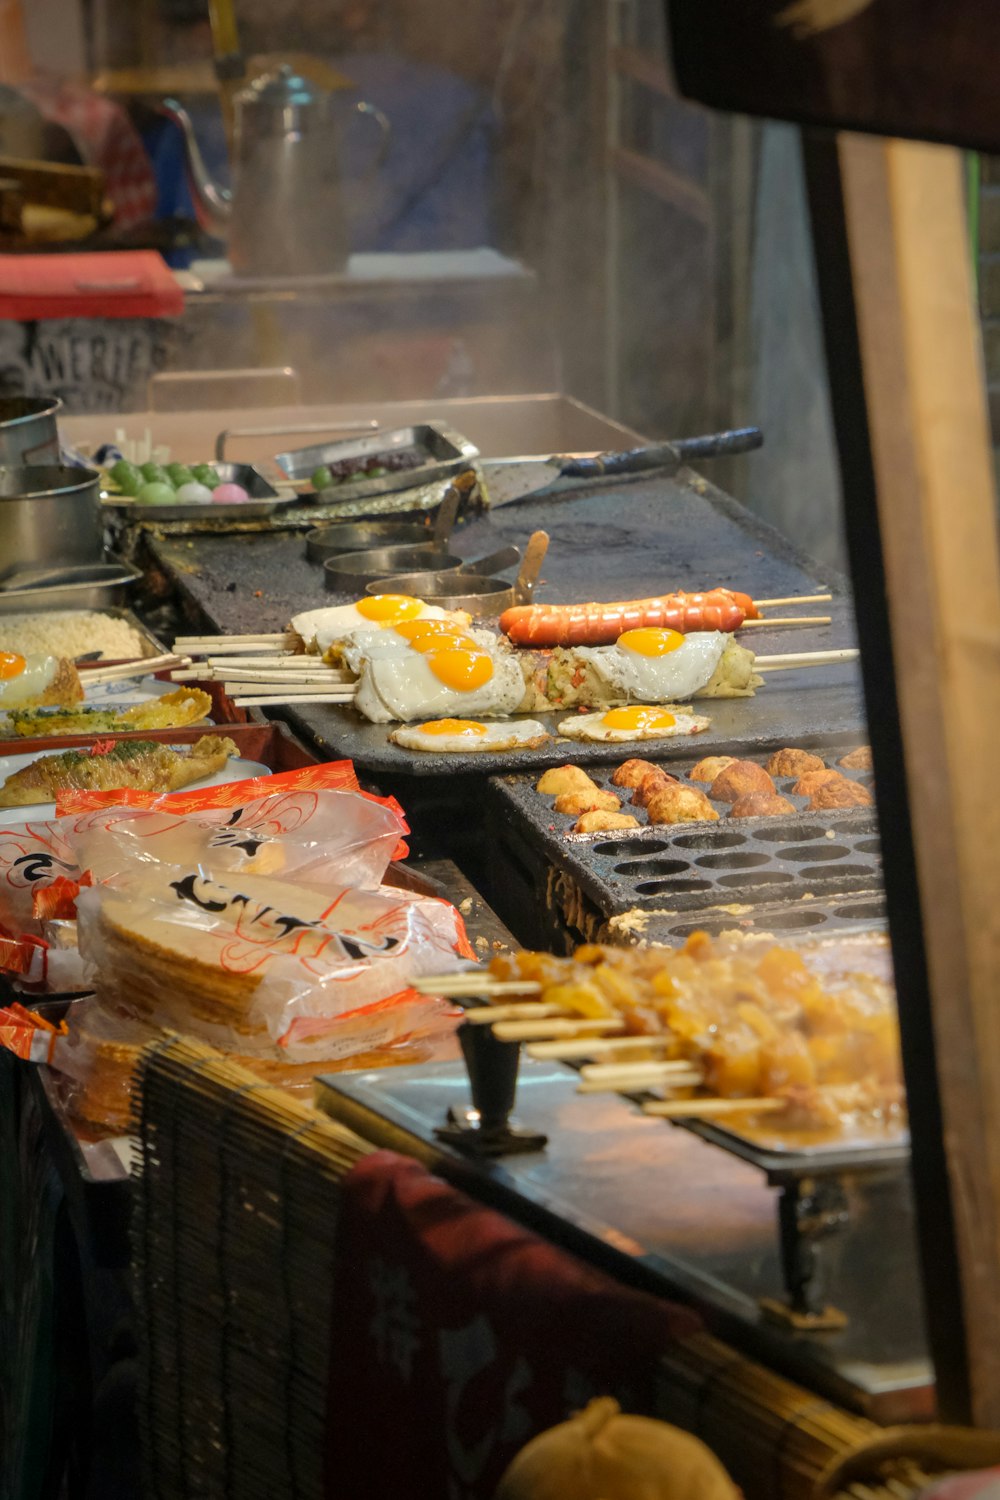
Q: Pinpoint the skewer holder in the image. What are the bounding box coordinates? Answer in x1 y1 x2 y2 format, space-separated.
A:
435 1020 548 1157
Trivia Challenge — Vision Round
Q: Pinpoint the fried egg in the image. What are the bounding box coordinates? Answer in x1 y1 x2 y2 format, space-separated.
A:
0 652 66 707
339 623 496 677
557 705 711 743
290 596 453 657
355 646 527 723
390 718 551 753
569 628 728 703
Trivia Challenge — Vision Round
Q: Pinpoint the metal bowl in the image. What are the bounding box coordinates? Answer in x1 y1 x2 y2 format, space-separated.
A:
307 518 436 561
0 464 103 579
369 533 549 617
324 543 463 592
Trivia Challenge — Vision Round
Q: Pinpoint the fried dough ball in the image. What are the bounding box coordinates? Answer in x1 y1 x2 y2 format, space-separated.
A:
611 758 660 788
573 810 641 834
766 747 825 778
689 755 736 783
553 788 621 816
630 768 679 808
729 792 797 818
536 764 598 795
807 779 873 810
839 745 873 770
709 760 775 804
646 784 719 825
791 768 843 797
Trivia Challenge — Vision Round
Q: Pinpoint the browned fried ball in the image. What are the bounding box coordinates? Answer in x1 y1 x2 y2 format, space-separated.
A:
573 810 641 834
791 768 844 797
689 755 736 783
630 767 679 808
807 779 873 810
729 792 797 818
646 784 719 825
611 757 660 788
553 788 621 816
536 764 598 795
838 745 873 770
766 747 825 778
709 760 775 804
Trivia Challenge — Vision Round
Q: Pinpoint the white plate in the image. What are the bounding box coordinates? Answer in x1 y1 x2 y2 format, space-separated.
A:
0 747 270 825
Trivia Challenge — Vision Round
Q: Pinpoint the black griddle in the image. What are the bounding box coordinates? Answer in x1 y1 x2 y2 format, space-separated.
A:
486 734 881 916
146 467 863 777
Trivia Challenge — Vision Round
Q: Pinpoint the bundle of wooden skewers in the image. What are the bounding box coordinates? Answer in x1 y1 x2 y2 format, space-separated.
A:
411 969 789 1122
81 651 192 686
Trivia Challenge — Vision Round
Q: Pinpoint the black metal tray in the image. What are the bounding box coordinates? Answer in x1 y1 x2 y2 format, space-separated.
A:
486 733 879 914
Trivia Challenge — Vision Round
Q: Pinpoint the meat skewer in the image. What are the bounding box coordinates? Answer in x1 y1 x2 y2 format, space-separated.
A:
499 589 832 646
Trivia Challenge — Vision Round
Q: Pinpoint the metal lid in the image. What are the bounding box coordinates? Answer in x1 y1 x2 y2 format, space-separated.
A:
237 64 321 111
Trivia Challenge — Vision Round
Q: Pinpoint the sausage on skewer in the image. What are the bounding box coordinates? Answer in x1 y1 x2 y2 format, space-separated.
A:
499 589 758 647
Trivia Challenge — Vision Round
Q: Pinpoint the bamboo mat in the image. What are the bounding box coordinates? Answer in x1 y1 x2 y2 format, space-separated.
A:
131 1036 993 1500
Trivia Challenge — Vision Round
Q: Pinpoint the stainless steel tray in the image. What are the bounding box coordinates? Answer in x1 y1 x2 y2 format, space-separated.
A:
0 561 143 613
275 422 479 502
102 462 297 522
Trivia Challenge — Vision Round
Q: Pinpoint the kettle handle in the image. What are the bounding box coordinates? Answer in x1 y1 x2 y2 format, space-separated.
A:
353 100 391 178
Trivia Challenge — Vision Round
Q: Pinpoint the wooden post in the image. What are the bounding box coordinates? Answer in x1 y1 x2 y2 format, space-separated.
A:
809 132 1000 1424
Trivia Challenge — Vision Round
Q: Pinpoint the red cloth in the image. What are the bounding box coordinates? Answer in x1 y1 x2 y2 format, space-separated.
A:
17 77 157 229
0 250 183 321
324 1150 701 1500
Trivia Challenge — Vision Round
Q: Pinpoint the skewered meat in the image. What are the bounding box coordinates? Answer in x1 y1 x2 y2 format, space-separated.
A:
710 760 776 803
500 589 757 647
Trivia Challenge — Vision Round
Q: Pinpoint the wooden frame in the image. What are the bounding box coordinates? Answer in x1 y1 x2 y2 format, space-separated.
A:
804 130 1000 1423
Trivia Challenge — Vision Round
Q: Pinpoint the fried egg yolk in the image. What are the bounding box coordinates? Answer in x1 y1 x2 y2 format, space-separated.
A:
0 652 26 679
426 650 495 691
407 631 478 654
355 595 426 625
617 628 685 656
601 706 677 732
391 617 457 641
418 719 489 737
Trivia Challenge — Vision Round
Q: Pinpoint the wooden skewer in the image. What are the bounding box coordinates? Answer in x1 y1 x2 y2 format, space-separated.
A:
173 634 299 654
462 1002 565 1023
207 656 346 671
753 648 859 668
739 615 831 628
526 1034 670 1061
84 653 188 683
411 974 541 998
754 593 833 608
580 1058 703 1083
576 1070 703 1095
642 1096 786 1119
220 673 350 689
492 1017 624 1043
233 692 356 707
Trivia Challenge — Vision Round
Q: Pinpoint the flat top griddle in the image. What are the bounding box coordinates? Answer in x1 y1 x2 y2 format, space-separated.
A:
149 468 864 776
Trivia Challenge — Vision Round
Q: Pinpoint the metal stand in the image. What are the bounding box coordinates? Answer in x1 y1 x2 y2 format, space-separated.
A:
435 1020 548 1157
760 1176 849 1331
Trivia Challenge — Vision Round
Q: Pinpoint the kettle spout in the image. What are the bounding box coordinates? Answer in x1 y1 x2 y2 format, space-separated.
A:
159 98 231 238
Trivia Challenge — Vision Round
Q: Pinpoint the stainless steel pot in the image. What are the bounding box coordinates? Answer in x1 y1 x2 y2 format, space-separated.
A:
0 465 104 581
0 397 61 467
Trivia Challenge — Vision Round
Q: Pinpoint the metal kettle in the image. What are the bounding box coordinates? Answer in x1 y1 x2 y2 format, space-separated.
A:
161 65 390 277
